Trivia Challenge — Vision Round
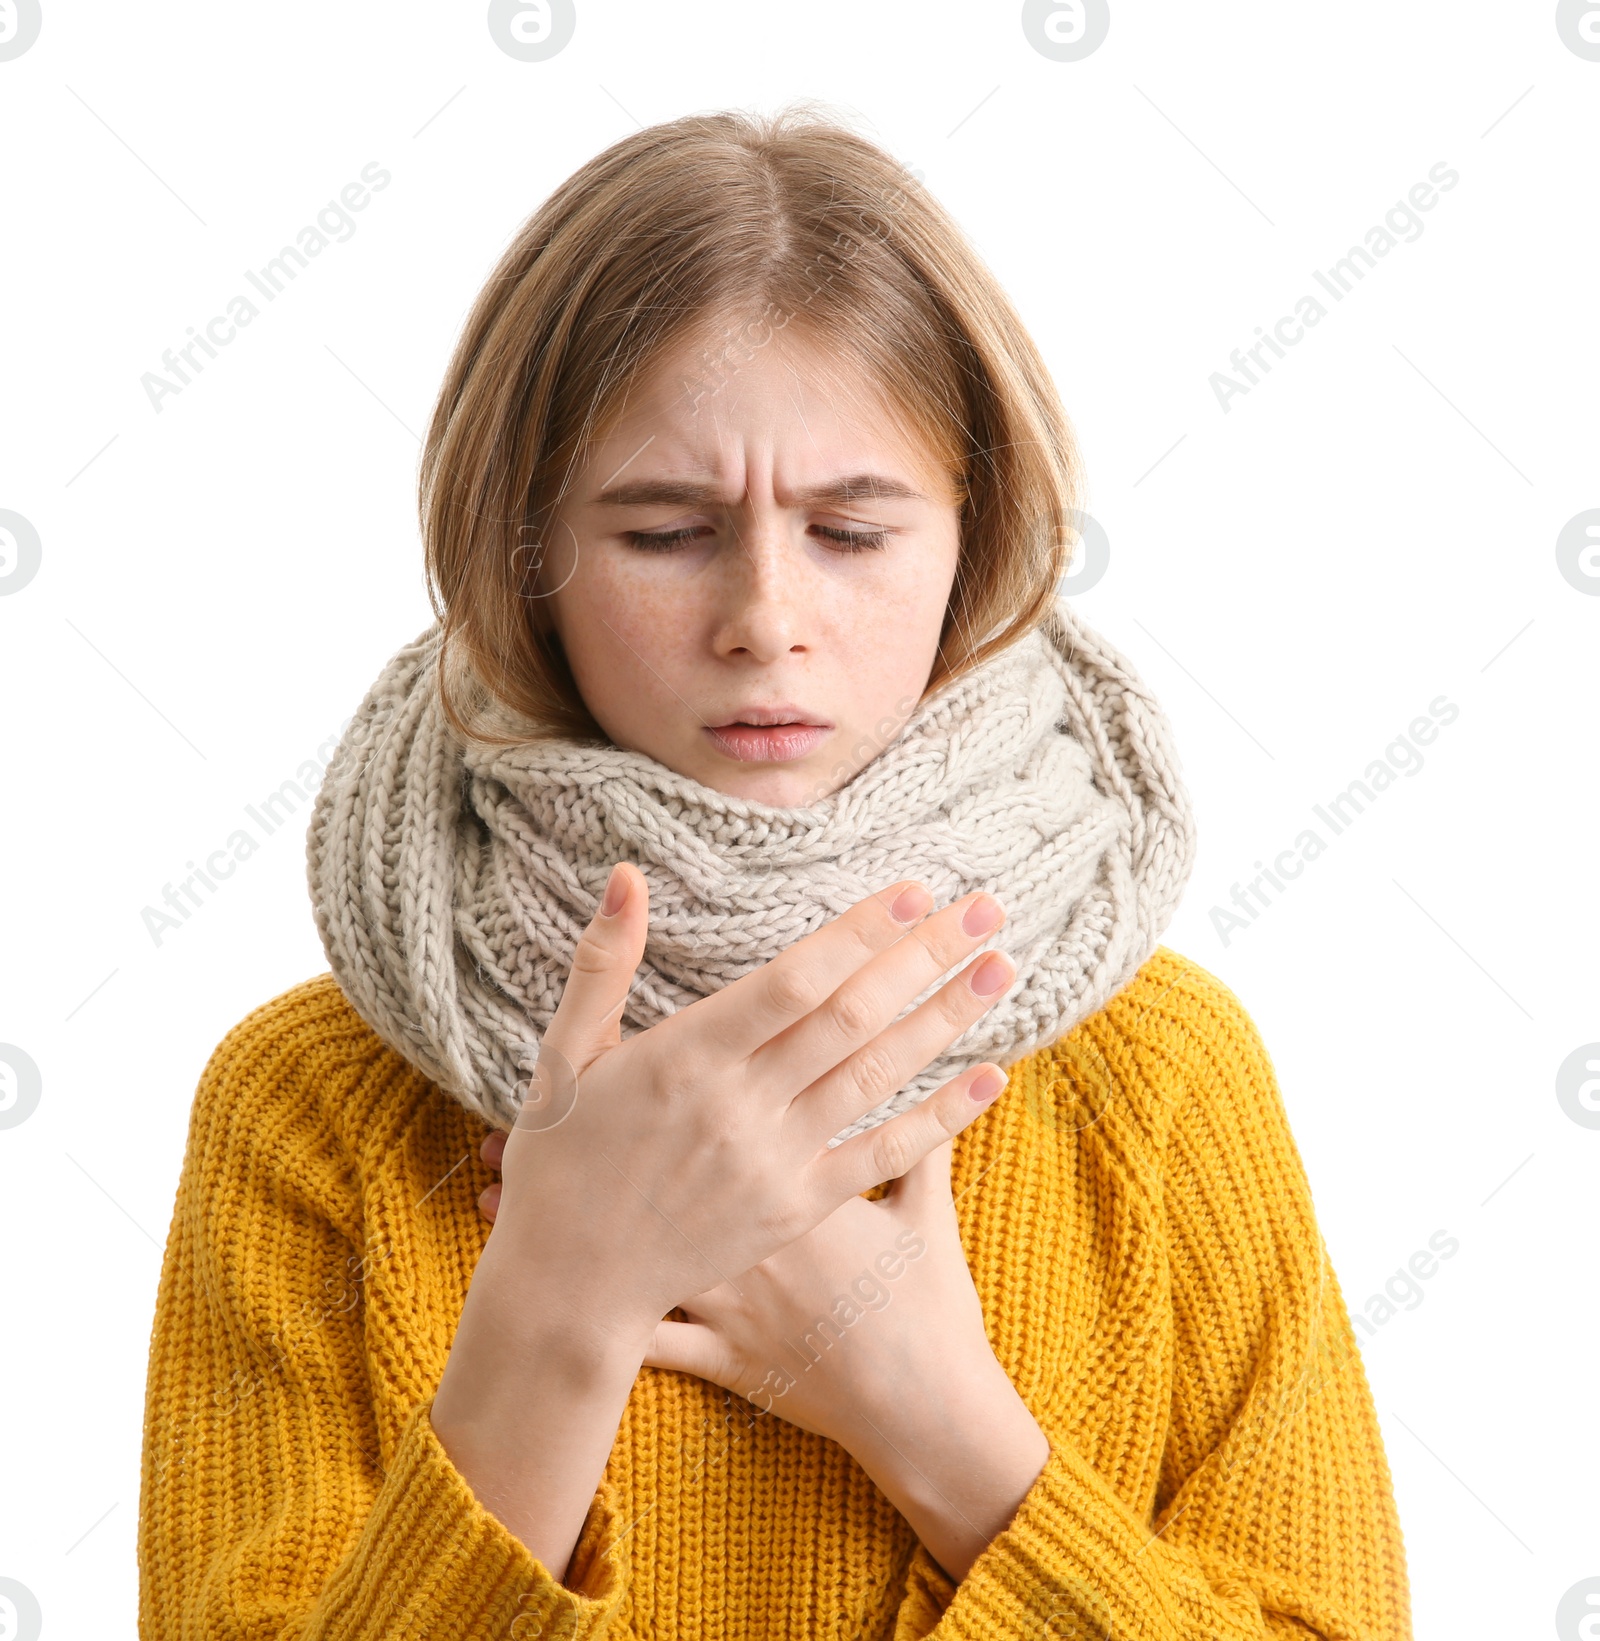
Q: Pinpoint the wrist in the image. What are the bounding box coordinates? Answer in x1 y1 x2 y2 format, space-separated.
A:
842 1351 1049 1582
469 1224 662 1361
847 1346 1035 1472
434 1254 650 1441
429 1296 643 1587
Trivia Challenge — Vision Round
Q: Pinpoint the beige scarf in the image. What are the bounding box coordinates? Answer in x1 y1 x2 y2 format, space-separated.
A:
305 600 1196 1141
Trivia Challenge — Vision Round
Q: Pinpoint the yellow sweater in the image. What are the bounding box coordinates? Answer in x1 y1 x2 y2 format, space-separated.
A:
137 947 1412 1640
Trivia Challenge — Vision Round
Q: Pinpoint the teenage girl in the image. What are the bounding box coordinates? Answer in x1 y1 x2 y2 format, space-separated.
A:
138 106 1411 1640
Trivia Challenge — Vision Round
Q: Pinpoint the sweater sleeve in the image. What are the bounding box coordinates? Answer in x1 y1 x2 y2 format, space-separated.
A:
892 964 1413 1641
136 998 631 1640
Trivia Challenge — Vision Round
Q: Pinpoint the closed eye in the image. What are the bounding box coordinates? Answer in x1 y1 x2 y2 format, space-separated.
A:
622 523 889 553
814 525 888 552
623 526 703 551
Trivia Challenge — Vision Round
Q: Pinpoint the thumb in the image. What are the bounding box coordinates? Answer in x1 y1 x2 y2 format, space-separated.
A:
544 861 648 1064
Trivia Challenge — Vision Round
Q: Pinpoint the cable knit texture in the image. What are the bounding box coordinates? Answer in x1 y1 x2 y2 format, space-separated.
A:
305 600 1197 1138
138 950 1412 1640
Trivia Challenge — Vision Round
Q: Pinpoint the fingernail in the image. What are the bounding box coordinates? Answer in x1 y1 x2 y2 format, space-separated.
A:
968 952 1012 996
962 895 1004 937
890 883 933 923
600 863 627 917
968 1067 1005 1102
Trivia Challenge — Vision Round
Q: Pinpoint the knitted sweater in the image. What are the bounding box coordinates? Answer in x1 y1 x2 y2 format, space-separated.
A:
136 947 1412 1640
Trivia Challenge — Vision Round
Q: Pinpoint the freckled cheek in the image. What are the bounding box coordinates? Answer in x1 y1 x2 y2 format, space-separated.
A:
828 563 948 664
563 560 704 694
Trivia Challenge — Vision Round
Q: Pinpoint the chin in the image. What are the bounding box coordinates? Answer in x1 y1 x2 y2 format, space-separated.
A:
714 759 842 809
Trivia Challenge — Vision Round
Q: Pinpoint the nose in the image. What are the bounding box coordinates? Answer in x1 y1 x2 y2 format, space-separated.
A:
711 521 809 666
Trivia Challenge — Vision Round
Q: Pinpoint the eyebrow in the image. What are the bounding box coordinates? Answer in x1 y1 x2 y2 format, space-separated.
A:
592 472 931 508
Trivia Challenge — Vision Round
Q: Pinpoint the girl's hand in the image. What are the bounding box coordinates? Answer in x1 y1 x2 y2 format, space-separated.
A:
642 1138 994 1448
472 862 1016 1359
477 1126 1051 1582
480 1130 993 1449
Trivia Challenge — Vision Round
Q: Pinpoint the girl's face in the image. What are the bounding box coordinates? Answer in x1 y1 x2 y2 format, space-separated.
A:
535 324 963 806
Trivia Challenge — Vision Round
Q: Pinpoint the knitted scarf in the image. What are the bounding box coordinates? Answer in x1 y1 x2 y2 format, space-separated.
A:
305 599 1197 1142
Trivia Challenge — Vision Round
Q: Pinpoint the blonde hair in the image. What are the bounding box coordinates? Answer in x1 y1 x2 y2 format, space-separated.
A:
419 101 1084 744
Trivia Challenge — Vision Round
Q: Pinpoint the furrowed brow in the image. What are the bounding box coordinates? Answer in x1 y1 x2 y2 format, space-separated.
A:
593 472 930 508
594 478 725 507
795 474 930 505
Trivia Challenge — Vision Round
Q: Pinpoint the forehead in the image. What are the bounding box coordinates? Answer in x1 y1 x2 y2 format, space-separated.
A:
578 325 955 500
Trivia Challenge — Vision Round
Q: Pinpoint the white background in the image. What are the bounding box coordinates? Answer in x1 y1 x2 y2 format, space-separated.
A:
2 3 1597 1636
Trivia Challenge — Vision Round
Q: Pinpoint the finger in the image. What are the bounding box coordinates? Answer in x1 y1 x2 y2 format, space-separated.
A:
682 878 935 1061
480 1127 507 1170
891 1136 955 1202
542 861 648 1064
757 891 1008 1103
642 1318 730 1383
806 1061 1007 1205
478 1179 502 1224
786 946 1015 1151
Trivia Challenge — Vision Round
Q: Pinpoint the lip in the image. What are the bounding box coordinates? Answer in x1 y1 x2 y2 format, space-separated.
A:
703 706 833 764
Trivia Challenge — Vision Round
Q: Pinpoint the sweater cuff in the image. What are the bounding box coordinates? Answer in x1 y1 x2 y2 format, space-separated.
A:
319 1396 630 1638
920 1431 1237 1639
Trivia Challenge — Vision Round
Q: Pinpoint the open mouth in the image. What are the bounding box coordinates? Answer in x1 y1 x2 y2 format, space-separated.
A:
704 708 833 764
